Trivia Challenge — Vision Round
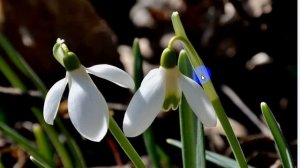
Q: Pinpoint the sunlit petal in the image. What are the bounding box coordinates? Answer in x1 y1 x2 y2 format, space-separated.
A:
179 74 217 127
87 64 134 89
123 69 165 137
140 68 160 86
43 78 67 125
68 66 109 142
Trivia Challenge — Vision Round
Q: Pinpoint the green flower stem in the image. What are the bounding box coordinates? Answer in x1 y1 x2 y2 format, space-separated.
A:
133 38 161 168
108 116 145 168
32 124 53 162
32 107 73 168
261 102 294 168
171 12 247 168
0 123 53 168
178 51 203 168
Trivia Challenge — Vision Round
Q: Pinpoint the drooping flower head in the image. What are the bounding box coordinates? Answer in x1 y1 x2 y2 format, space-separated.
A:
123 48 217 137
43 39 134 142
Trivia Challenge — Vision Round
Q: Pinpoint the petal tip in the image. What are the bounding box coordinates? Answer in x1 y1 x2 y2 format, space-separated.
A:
44 118 54 125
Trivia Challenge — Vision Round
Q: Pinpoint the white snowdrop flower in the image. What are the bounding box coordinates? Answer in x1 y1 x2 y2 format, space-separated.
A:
123 48 217 137
43 39 134 142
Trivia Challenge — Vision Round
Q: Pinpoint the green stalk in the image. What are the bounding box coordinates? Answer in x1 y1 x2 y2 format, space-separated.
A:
133 38 161 168
32 107 73 168
0 123 53 168
261 102 294 168
171 12 247 168
109 116 145 168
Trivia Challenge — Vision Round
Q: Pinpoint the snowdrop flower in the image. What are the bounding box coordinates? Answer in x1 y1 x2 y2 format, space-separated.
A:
123 48 217 137
43 39 134 142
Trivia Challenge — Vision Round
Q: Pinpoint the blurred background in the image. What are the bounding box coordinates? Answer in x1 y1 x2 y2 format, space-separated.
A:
0 0 296 167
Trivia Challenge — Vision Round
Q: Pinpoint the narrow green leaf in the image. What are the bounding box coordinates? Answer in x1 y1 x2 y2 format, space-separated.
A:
33 124 54 162
143 128 160 168
55 119 86 168
0 56 27 90
178 50 202 168
30 156 51 168
0 157 4 168
0 123 53 168
132 38 143 89
133 38 162 168
0 33 47 96
261 102 294 168
32 107 73 168
166 139 255 168
155 145 171 168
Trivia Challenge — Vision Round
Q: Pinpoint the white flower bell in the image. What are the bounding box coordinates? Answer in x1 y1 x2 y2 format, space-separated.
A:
123 48 217 137
43 39 134 142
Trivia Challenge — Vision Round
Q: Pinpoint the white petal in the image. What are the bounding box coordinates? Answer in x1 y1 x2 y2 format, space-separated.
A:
68 66 109 142
43 78 67 125
123 69 165 137
87 64 134 89
140 68 160 86
179 74 217 127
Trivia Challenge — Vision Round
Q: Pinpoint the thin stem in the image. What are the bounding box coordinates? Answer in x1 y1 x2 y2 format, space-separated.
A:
171 12 247 168
109 116 145 168
211 98 248 168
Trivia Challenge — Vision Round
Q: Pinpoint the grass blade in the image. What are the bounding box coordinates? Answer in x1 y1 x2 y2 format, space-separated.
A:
166 139 255 168
33 124 54 162
0 123 53 167
0 56 27 90
260 102 294 168
0 33 47 96
32 107 73 168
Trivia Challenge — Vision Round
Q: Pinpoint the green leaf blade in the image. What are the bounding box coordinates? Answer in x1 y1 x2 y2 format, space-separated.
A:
260 102 294 168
